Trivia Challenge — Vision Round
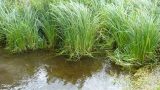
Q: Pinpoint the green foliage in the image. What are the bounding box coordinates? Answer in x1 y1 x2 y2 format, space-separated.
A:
0 0 160 66
50 1 100 59
0 5 43 52
0 0 57 52
102 0 160 65
30 0 56 48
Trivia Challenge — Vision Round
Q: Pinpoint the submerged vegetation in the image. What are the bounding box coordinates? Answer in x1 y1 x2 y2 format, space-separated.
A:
0 0 160 66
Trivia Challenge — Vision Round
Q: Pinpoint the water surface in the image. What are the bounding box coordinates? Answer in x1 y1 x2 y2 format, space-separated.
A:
0 49 129 90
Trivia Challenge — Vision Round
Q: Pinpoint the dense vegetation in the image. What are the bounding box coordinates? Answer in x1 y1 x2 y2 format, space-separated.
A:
0 0 160 66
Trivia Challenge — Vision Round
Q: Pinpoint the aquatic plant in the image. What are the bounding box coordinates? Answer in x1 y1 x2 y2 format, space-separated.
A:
30 0 56 48
102 0 160 65
0 0 57 52
50 1 100 59
0 1 45 52
0 0 160 67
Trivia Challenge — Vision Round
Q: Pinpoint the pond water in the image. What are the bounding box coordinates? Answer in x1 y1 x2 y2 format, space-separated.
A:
0 49 139 90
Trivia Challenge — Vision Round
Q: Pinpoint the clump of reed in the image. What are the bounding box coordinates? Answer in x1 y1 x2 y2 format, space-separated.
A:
102 0 160 66
0 0 57 52
0 1 44 52
50 1 100 59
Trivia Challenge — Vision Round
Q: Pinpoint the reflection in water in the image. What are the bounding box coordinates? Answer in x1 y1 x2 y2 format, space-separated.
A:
45 57 103 84
15 66 48 90
81 66 127 90
0 49 128 90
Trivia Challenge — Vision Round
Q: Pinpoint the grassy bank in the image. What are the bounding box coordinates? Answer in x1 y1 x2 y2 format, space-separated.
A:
101 0 160 66
50 1 100 59
0 0 159 66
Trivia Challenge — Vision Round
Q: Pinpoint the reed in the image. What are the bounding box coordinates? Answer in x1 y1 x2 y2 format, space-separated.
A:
102 0 160 65
0 0 160 66
30 0 56 48
0 1 45 52
50 1 100 59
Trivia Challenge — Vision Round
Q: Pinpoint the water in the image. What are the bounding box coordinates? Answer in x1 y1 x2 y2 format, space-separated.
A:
0 49 129 90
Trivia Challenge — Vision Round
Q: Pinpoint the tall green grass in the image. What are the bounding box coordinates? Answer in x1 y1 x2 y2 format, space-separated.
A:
102 0 160 65
50 1 100 59
0 1 45 52
30 0 56 48
0 0 57 52
0 0 160 66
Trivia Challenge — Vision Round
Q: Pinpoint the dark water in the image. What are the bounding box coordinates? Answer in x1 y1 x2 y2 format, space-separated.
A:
0 49 129 90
